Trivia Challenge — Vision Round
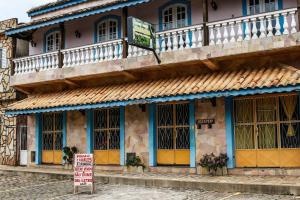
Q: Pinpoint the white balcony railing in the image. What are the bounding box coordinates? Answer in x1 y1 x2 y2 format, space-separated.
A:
61 39 123 67
14 51 59 74
207 8 297 45
127 24 203 57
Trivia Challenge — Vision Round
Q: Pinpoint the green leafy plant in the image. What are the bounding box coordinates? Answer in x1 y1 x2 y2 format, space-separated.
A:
199 153 228 176
126 154 145 169
63 146 78 165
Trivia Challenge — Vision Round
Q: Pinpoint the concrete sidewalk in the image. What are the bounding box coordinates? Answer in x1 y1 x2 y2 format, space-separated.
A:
0 165 300 196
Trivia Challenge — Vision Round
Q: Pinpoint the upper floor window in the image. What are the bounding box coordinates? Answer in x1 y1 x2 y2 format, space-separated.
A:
162 4 187 31
248 0 277 15
96 18 118 42
0 48 7 68
45 30 61 52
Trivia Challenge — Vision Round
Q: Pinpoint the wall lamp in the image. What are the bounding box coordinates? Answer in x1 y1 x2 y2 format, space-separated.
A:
211 0 218 10
75 30 81 38
30 40 37 47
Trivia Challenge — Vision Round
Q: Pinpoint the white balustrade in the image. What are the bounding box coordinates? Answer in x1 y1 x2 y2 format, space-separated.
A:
207 8 298 45
154 25 203 53
62 39 123 67
13 51 59 75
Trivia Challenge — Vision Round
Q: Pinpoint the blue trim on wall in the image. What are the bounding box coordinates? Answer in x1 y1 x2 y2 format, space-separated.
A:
35 113 42 165
242 0 247 16
120 106 125 166
158 0 192 31
189 100 196 168
6 84 300 116
94 15 122 44
225 97 235 169
6 0 150 36
62 111 67 162
43 27 65 53
86 109 94 154
148 103 157 167
28 0 88 17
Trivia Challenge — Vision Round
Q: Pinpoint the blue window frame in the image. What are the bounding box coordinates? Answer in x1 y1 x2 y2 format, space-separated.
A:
158 0 191 31
94 15 121 43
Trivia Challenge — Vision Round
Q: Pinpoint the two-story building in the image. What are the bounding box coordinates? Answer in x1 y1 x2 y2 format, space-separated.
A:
5 0 300 175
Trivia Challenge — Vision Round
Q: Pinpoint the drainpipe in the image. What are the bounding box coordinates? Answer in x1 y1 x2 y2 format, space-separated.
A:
58 22 65 68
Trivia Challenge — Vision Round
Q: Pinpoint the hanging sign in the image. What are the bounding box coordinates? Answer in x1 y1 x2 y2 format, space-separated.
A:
127 16 160 63
74 154 94 194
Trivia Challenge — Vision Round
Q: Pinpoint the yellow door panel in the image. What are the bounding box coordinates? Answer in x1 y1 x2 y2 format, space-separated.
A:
175 150 190 165
157 150 174 165
94 150 109 165
280 149 300 167
257 149 280 167
236 150 257 167
108 150 120 165
42 151 54 164
53 151 62 165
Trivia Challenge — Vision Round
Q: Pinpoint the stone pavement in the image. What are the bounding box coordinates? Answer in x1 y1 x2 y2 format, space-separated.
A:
1 165 300 197
0 174 297 200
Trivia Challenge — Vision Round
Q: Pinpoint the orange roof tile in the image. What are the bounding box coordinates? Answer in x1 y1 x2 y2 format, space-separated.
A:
7 66 300 112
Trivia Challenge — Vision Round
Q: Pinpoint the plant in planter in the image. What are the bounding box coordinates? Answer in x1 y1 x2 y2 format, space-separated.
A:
62 146 78 169
125 153 145 173
199 153 229 176
215 153 229 176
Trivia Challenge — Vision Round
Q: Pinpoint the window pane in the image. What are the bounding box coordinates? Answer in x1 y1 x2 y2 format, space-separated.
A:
279 95 299 121
234 99 253 123
235 125 255 149
157 104 173 126
256 97 276 122
257 124 277 149
175 103 189 126
158 128 173 149
94 130 107 150
176 127 189 149
281 123 300 148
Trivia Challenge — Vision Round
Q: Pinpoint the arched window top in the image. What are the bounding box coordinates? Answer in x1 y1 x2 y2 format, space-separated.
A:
247 0 278 15
162 3 187 31
95 16 120 43
45 29 61 53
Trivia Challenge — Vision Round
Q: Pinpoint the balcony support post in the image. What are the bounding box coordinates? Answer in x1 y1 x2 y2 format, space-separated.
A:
59 22 65 68
203 0 209 46
122 7 128 58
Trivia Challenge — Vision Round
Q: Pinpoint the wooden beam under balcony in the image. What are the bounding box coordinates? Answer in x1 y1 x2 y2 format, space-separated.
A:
202 59 220 71
64 79 80 88
14 86 31 95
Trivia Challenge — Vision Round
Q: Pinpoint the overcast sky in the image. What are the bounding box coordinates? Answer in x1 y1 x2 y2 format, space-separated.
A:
0 0 56 23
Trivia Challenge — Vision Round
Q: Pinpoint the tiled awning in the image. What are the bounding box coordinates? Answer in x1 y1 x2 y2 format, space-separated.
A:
6 66 300 115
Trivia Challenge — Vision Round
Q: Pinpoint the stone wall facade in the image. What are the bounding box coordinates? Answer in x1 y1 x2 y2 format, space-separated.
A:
0 19 18 166
26 99 227 169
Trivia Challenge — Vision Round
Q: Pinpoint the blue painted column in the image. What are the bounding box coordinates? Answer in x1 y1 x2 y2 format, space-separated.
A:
120 106 125 166
148 103 157 167
225 97 235 169
35 113 42 165
62 111 67 162
86 110 94 154
189 100 196 168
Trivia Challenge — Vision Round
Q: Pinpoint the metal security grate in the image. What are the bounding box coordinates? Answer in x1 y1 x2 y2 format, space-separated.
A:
94 108 120 150
234 94 300 150
157 103 190 150
42 113 63 151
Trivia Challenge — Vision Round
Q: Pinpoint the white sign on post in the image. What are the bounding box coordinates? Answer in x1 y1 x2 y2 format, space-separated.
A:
74 154 94 194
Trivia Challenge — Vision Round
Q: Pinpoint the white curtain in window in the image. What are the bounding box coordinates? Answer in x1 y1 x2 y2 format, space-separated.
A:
281 96 298 137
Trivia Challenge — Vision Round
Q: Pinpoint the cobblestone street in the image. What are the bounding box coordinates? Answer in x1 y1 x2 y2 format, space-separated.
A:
0 174 298 200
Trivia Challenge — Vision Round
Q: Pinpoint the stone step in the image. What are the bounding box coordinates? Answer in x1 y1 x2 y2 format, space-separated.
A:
229 168 300 176
148 166 196 175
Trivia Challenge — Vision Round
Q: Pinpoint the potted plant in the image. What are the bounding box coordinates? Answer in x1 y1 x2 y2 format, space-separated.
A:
62 146 78 170
125 153 145 173
215 153 229 176
198 153 228 176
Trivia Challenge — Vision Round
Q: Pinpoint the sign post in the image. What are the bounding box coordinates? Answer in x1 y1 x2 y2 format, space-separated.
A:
127 16 161 64
74 154 94 194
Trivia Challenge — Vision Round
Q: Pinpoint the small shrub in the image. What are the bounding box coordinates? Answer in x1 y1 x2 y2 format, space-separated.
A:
63 146 78 165
126 154 145 169
199 153 228 176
